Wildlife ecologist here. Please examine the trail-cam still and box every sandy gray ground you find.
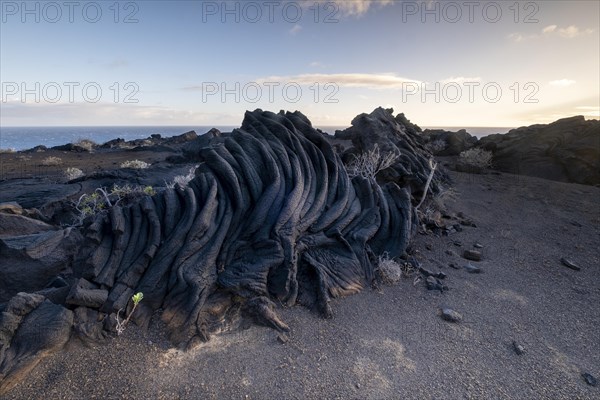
[5,169,600,399]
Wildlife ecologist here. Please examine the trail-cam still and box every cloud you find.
[509,24,594,42]
[309,61,324,68]
[549,79,576,87]
[507,33,525,42]
[256,73,422,89]
[289,24,302,35]
[440,76,482,85]
[557,25,594,38]
[333,0,393,17]
[575,106,600,117]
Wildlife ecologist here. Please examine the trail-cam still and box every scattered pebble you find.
[453,224,463,232]
[453,241,462,247]
[582,372,597,386]
[464,263,482,274]
[445,249,457,256]
[560,257,581,271]
[449,263,460,270]
[426,244,433,250]
[440,308,462,323]
[419,267,446,280]
[426,276,446,292]
[512,341,525,355]
[277,334,289,344]
[463,250,482,261]
[571,221,583,227]
[474,243,484,249]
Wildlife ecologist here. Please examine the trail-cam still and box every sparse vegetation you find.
[74,138,96,152]
[115,292,144,335]
[64,167,84,181]
[459,148,493,169]
[376,253,418,285]
[0,148,16,154]
[415,158,438,210]
[120,159,150,169]
[73,184,156,225]
[427,139,447,153]
[41,156,63,166]
[376,253,403,285]
[346,144,400,179]
[166,165,198,189]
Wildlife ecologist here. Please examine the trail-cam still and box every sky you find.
[1,0,599,127]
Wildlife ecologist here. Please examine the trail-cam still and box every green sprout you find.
[132,292,144,305]
[115,291,144,336]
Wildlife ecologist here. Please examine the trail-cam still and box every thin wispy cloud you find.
[556,25,594,38]
[440,76,482,85]
[549,79,576,87]
[256,73,422,89]
[333,0,393,17]
[575,106,599,117]
[509,24,595,42]
[291,0,393,18]
[289,24,302,35]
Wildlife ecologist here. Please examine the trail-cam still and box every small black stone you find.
[560,257,581,271]
[512,341,525,355]
[426,276,447,292]
[463,250,482,261]
[441,308,462,322]
[464,263,482,274]
[277,334,289,344]
[582,372,597,386]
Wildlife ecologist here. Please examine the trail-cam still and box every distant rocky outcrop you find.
[335,107,446,196]
[478,116,600,185]
[422,129,478,156]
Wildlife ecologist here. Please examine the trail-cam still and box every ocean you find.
[0,126,513,151]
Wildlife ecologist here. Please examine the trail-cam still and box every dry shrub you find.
[41,156,63,166]
[347,144,400,179]
[120,160,149,169]
[64,167,84,180]
[74,139,96,152]
[458,148,493,169]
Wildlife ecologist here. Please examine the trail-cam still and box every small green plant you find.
[64,167,84,181]
[143,186,156,196]
[120,159,150,169]
[115,292,144,335]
